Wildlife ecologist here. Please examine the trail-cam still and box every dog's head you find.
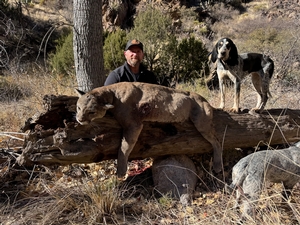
[211,38,238,66]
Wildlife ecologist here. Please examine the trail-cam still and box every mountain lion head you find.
[75,89,114,125]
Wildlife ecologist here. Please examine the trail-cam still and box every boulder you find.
[152,155,198,205]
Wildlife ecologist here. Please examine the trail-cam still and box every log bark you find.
[17,95,300,167]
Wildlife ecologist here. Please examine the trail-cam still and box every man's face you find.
[124,46,144,67]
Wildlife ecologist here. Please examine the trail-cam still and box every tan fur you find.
[76,82,223,178]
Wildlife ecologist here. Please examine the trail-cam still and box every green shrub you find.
[154,36,209,86]
[127,6,209,86]
[48,31,74,76]
[175,36,209,82]
[152,36,178,85]
[103,29,127,72]
[127,6,173,72]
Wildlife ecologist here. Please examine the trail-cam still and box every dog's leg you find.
[260,72,271,112]
[251,71,271,113]
[218,70,226,110]
[231,76,241,113]
[260,59,273,112]
[117,124,143,179]
[250,72,263,112]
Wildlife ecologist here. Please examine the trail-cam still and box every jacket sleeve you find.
[104,71,120,86]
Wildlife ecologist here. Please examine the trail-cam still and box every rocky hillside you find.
[2,0,300,75]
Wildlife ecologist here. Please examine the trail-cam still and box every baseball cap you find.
[125,39,144,51]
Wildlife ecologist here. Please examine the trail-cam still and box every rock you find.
[152,155,197,205]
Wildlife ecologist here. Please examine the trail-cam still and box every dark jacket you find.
[104,62,158,86]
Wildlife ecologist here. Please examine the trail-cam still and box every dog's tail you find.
[268,58,275,79]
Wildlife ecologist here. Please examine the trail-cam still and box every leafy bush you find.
[126,6,208,86]
[152,36,178,86]
[175,36,209,83]
[48,30,74,76]
[49,28,127,77]
[153,36,209,86]
[127,6,173,71]
[103,29,127,72]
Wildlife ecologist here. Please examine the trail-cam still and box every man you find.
[104,39,158,85]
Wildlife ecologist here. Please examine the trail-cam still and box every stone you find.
[152,155,197,205]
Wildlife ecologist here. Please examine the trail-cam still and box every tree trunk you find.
[17,94,300,167]
[73,0,105,92]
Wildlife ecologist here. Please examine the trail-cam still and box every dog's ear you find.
[227,40,239,66]
[210,42,219,63]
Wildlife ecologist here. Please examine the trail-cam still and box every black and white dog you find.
[211,38,274,113]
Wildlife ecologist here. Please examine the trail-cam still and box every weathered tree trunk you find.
[73,0,105,91]
[17,95,300,167]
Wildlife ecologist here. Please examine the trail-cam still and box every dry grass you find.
[0,70,76,151]
[2,161,300,224]
[1,0,300,223]
[0,69,76,129]
[1,67,300,224]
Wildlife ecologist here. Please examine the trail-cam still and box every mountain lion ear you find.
[75,89,86,97]
[104,104,114,109]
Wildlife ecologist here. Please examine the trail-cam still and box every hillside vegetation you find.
[0,0,300,224]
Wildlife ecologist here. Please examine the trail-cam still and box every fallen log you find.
[17,94,300,167]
